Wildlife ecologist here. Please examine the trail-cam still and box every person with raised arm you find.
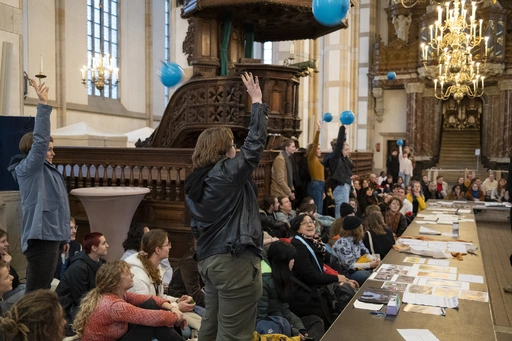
[7,80,70,292]
[184,72,268,341]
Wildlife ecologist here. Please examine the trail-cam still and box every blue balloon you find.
[312,0,350,27]
[340,110,355,125]
[323,112,333,122]
[397,139,404,146]
[387,71,396,81]
[160,62,184,87]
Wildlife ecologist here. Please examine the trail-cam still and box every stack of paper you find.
[419,226,441,235]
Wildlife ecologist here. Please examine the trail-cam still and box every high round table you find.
[70,187,150,260]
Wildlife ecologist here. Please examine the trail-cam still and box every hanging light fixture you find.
[80,0,119,91]
[397,0,496,9]
[420,0,489,101]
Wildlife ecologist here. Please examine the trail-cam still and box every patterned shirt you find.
[331,236,370,271]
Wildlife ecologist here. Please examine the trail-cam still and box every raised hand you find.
[241,72,262,104]
[30,78,49,105]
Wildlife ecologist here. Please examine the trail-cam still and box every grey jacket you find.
[7,104,70,252]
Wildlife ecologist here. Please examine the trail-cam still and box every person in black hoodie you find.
[386,149,400,183]
[56,232,108,325]
[184,72,267,341]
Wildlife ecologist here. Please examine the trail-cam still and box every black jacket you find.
[363,229,395,260]
[168,250,205,307]
[330,126,353,188]
[185,103,268,261]
[56,251,105,322]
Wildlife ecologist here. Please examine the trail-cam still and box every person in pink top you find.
[73,261,186,341]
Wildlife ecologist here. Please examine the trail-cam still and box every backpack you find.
[255,316,292,336]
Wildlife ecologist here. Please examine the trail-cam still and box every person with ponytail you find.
[124,229,201,336]
[0,290,66,341]
[257,241,325,341]
[73,261,185,341]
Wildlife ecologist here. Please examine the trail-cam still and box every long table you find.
[321,202,495,340]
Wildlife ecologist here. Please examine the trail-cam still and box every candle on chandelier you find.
[438,6,442,23]
[481,76,485,89]
[439,63,442,76]
[434,79,438,92]
[471,2,476,19]
[479,19,482,38]
[429,25,433,42]
[81,65,86,79]
[290,42,295,57]
[446,2,450,21]
[484,36,488,56]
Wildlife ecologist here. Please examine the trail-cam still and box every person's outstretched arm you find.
[15,80,52,177]
[223,72,268,183]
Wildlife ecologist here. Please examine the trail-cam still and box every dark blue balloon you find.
[397,139,404,146]
[323,112,333,122]
[313,0,350,27]
[387,71,396,81]
[160,62,184,87]
[340,110,355,125]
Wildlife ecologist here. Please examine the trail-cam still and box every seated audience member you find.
[331,216,380,286]
[168,241,205,309]
[289,215,357,327]
[396,176,405,188]
[491,178,509,202]
[463,173,473,192]
[393,185,413,215]
[300,201,335,232]
[121,223,173,287]
[381,175,394,193]
[384,196,408,237]
[55,217,83,280]
[406,181,426,215]
[465,182,486,201]
[378,193,392,214]
[125,229,200,334]
[349,197,361,217]
[275,196,296,225]
[435,175,448,198]
[425,181,442,201]
[447,184,466,200]
[0,229,24,306]
[323,187,336,217]
[328,203,355,246]
[363,212,395,260]
[257,241,325,340]
[377,171,387,187]
[420,175,429,194]
[0,290,66,341]
[456,176,465,190]
[56,232,108,324]
[0,260,13,314]
[260,195,289,238]
[358,187,379,217]
[482,173,498,198]
[352,179,363,199]
[73,261,185,341]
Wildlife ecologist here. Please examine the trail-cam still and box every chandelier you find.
[396,0,496,9]
[80,0,119,92]
[420,0,489,101]
[81,54,119,91]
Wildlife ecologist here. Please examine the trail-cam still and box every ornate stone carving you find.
[182,19,195,66]
[392,13,412,43]
[372,87,385,123]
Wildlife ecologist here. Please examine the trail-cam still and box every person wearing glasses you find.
[288,214,358,327]
[56,232,109,326]
[54,217,83,280]
[125,229,201,337]
[184,72,268,340]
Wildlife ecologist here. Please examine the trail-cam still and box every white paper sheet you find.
[403,257,426,264]
[441,232,457,237]
[457,209,472,214]
[403,288,459,308]
[419,226,442,235]
[416,277,470,290]
[458,274,484,284]
[397,329,440,341]
[353,299,383,310]
[427,259,450,266]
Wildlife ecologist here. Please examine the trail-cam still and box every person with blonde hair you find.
[363,212,395,260]
[73,261,185,341]
[125,229,200,336]
[184,72,267,340]
[0,290,66,341]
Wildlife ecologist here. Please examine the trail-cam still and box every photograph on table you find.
[382,281,408,293]
[432,287,460,298]
[459,290,489,302]
[407,284,434,295]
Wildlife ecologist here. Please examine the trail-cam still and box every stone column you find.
[405,82,424,154]
[498,79,512,157]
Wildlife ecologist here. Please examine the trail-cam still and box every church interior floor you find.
[475,210,512,341]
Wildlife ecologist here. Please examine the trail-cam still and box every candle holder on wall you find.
[35,72,47,85]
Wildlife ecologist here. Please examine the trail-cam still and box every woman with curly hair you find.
[0,290,66,341]
[73,261,185,341]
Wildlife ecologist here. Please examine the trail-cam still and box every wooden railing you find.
[53,146,373,261]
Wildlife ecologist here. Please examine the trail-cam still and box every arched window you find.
[87,0,119,98]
